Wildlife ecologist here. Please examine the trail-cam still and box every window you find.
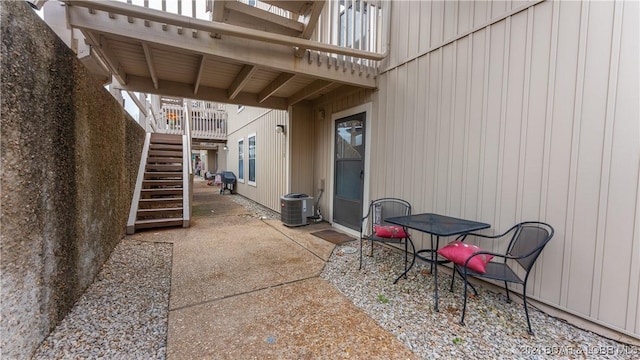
[248,0,256,6]
[238,139,244,182]
[338,0,368,50]
[248,134,256,186]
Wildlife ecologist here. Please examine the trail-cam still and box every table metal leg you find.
[432,234,440,312]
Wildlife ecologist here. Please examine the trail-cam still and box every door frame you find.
[329,103,372,236]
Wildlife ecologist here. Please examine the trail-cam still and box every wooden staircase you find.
[127,133,190,234]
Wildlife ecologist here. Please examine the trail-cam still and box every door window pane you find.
[335,159,362,200]
[336,120,364,159]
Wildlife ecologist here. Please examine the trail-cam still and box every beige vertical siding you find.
[311,0,639,339]
[289,106,315,197]
[226,108,288,212]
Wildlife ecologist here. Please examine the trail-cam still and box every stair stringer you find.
[127,132,152,234]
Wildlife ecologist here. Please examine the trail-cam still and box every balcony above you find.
[59,0,387,110]
[148,97,228,144]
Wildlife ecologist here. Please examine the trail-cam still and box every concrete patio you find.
[127,179,416,359]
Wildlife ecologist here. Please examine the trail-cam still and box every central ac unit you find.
[280,193,314,227]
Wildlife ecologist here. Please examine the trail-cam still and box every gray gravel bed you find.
[228,194,280,220]
[321,242,640,359]
[32,240,172,360]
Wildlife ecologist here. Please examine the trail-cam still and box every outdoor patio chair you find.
[449,221,554,335]
[359,198,415,284]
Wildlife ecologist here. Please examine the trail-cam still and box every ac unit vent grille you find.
[280,196,313,227]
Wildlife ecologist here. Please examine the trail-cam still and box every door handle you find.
[360,170,364,179]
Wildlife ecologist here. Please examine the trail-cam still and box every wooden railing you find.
[313,0,387,66]
[118,0,388,69]
[148,98,227,141]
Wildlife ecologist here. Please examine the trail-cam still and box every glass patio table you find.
[385,213,490,312]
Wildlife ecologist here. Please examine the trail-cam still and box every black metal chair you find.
[450,221,554,335]
[359,198,415,284]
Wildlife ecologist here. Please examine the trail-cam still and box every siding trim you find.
[446,42,458,214]
[461,33,473,218]
[634,166,640,334]
[536,1,564,294]
[593,0,624,319]
[381,0,546,75]
[433,49,443,211]
[540,0,560,295]
[562,0,590,310]
[477,27,491,219]
[517,8,534,224]
[495,17,512,231]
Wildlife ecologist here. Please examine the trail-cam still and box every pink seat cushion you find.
[437,241,494,274]
[373,225,408,239]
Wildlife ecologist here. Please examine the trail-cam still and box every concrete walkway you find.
[131,180,416,359]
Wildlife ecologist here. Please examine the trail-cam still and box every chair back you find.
[506,222,554,271]
[363,198,411,233]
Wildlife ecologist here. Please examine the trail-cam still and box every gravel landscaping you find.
[321,242,640,359]
[32,240,172,360]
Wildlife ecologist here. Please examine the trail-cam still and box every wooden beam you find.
[294,1,326,57]
[227,65,257,100]
[210,0,225,38]
[86,32,127,85]
[193,55,207,95]
[123,75,288,110]
[67,9,377,88]
[142,43,158,89]
[287,79,332,106]
[258,72,295,103]
[212,0,225,22]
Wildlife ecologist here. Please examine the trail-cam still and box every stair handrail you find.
[182,101,193,228]
[127,132,151,234]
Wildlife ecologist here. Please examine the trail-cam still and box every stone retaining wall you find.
[1,2,145,358]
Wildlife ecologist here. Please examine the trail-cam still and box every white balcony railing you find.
[241,0,387,67]
[119,0,388,68]
[149,97,227,141]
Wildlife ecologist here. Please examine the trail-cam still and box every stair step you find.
[146,164,182,171]
[139,197,183,204]
[141,188,183,197]
[137,207,183,219]
[150,143,182,151]
[137,207,183,213]
[148,150,183,157]
[135,218,184,229]
[143,180,183,187]
[151,134,182,145]
[144,172,183,180]
[147,157,183,164]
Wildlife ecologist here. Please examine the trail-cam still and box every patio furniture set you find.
[359,198,554,335]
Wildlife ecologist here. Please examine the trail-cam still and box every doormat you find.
[311,229,356,245]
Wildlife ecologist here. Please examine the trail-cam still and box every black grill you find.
[220,171,236,194]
